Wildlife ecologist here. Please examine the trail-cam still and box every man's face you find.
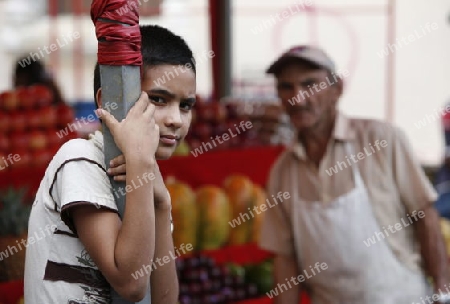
[141,64,196,160]
[276,62,342,133]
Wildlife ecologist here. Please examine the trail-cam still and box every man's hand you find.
[415,205,450,294]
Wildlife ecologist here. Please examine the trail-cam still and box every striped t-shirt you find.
[25,131,118,303]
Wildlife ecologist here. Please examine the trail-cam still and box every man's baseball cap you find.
[266,45,336,75]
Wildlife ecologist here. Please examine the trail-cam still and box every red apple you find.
[56,104,75,127]
[10,132,30,151]
[9,112,27,132]
[27,110,42,129]
[191,122,212,141]
[46,128,64,148]
[0,151,9,172]
[31,149,53,168]
[7,149,31,170]
[29,130,48,150]
[212,123,228,138]
[211,102,227,123]
[17,86,35,109]
[195,103,215,122]
[40,106,57,129]
[0,134,9,152]
[225,103,239,119]
[30,85,53,108]
[0,112,10,133]
[0,90,19,111]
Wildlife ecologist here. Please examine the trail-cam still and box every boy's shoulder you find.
[53,131,105,169]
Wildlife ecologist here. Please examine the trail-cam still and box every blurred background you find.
[0,1,450,303]
[0,0,449,163]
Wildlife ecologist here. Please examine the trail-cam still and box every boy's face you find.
[141,64,196,160]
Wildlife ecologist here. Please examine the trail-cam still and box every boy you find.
[24,24,196,303]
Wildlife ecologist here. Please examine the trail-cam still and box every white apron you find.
[286,143,432,304]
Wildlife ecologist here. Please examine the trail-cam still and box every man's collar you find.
[291,111,355,160]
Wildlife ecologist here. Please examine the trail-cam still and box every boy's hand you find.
[96,92,159,164]
[108,155,126,182]
[107,155,170,210]
[153,163,171,210]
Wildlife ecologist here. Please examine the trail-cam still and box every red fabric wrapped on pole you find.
[91,0,142,66]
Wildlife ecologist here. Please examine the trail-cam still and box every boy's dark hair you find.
[93,24,196,102]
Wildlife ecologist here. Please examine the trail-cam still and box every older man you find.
[259,46,450,304]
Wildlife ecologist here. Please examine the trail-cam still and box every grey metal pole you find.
[218,0,232,99]
[100,66,152,304]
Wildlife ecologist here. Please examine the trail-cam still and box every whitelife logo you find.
[0,224,57,261]
[363,210,425,247]
[287,69,349,106]
[250,0,313,35]
[228,191,290,228]
[131,243,193,280]
[190,121,253,157]
[266,262,328,299]
[377,22,439,58]
[325,140,388,177]
[18,32,81,68]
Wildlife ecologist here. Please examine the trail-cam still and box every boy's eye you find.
[149,96,165,104]
[180,102,193,111]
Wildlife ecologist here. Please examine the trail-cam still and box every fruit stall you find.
[0,84,310,303]
[2,88,450,304]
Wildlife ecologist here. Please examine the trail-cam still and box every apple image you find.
[211,102,227,123]
[9,112,27,132]
[191,122,212,141]
[0,151,7,172]
[29,130,48,151]
[31,148,53,168]
[9,149,31,170]
[195,102,214,122]
[225,103,239,119]
[10,132,29,151]
[27,110,42,130]
[0,112,10,133]
[17,86,35,109]
[212,123,227,138]
[40,106,57,129]
[56,104,75,128]
[30,85,53,108]
[46,128,64,148]
[0,90,19,111]
[0,134,9,152]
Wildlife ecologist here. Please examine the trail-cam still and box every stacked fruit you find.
[0,86,76,171]
[184,98,292,154]
[167,175,267,252]
[177,254,260,304]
